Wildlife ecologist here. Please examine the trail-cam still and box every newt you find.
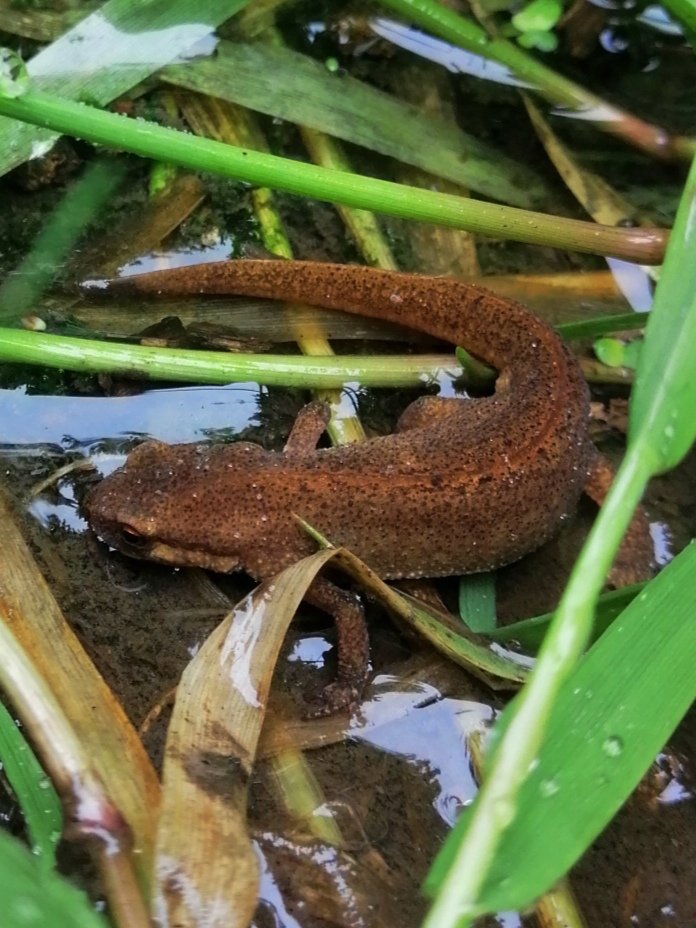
[84,260,650,712]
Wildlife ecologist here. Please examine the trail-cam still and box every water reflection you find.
[30,14,217,79]
[605,259,654,312]
[349,680,494,826]
[0,383,260,452]
[370,18,533,88]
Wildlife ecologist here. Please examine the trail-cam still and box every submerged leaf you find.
[163,39,549,208]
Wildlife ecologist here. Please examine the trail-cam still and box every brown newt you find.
[83,260,647,712]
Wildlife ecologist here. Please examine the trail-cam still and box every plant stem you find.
[0,89,667,263]
[0,328,460,388]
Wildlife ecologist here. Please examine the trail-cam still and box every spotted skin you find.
[85,260,594,712]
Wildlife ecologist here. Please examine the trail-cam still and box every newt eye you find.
[119,525,149,549]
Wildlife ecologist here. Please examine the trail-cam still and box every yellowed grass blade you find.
[522,94,651,228]
[0,486,159,908]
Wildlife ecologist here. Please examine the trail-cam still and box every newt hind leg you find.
[585,451,654,588]
[283,400,331,455]
[303,576,370,717]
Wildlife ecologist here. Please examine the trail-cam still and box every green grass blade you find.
[628,160,696,470]
[163,40,548,208]
[556,312,647,340]
[0,701,62,869]
[0,829,107,927]
[451,540,695,911]
[0,0,251,177]
[458,574,497,633]
[487,582,645,651]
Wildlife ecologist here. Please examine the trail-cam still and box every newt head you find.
[84,438,274,573]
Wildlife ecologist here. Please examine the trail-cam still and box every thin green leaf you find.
[458,574,497,633]
[0,702,62,869]
[628,160,696,470]
[487,582,645,651]
[420,157,696,928]
[0,829,107,928]
[556,312,647,340]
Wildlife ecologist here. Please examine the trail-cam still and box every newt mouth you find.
[146,542,241,574]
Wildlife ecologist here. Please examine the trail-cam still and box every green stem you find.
[378,0,696,161]
[0,328,459,388]
[0,89,667,264]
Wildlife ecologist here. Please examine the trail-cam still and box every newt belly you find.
[84,260,594,712]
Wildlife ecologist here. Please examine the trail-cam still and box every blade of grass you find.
[0,85,668,263]
[0,830,108,928]
[556,313,647,339]
[375,0,696,161]
[0,0,252,177]
[0,700,62,869]
[437,539,696,912]
[163,39,549,208]
[458,574,497,633]
[487,582,645,651]
[420,153,696,927]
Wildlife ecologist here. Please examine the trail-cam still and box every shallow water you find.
[1,3,695,927]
